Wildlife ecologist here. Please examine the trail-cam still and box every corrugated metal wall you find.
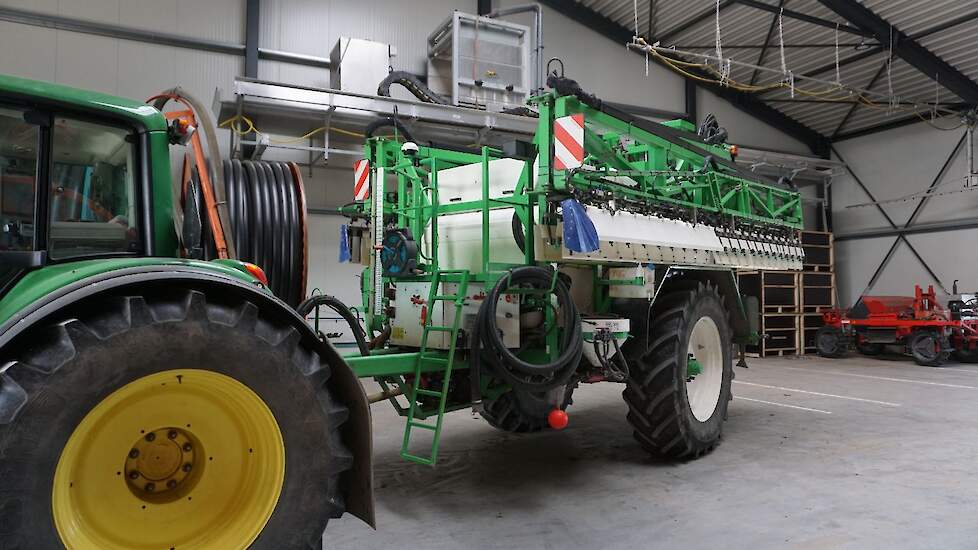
[832,120,977,306]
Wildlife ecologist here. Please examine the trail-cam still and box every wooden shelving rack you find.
[738,230,836,357]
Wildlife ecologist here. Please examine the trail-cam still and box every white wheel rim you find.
[686,316,724,422]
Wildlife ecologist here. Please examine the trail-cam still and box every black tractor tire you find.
[622,281,733,460]
[909,330,950,367]
[816,326,847,358]
[480,385,575,433]
[856,341,884,356]
[0,287,352,549]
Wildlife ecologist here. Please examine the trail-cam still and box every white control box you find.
[390,281,520,350]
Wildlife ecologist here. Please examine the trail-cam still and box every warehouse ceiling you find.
[545,0,978,149]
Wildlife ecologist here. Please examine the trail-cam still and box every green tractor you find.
[0,75,373,548]
[0,71,804,549]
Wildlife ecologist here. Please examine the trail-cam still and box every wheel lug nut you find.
[128,449,139,459]
[145,483,155,492]
[167,480,178,489]
[182,443,192,452]
[145,432,156,442]
[167,430,178,440]
[128,470,140,479]
[182,463,192,473]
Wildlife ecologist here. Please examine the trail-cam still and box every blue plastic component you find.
[338,224,351,263]
[561,198,600,253]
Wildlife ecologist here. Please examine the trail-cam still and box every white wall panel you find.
[58,0,119,23]
[0,21,57,80]
[698,89,809,154]
[54,31,118,94]
[306,213,366,307]
[0,0,57,15]
[832,117,978,306]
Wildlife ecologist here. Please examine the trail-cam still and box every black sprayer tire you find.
[623,281,733,459]
[816,326,847,358]
[480,386,575,433]
[909,330,950,367]
[0,287,352,549]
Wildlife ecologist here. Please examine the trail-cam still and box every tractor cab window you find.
[49,117,139,260]
[0,107,39,290]
[0,107,38,254]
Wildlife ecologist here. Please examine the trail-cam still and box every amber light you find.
[243,262,269,286]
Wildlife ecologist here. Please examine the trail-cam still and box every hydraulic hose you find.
[473,266,582,392]
[152,87,237,259]
[364,117,415,143]
[377,71,449,105]
[297,294,369,356]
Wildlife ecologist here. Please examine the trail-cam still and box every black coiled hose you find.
[296,294,369,356]
[194,159,308,307]
[473,266,583,392]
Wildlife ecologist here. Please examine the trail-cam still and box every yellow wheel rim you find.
[52,370,285,550]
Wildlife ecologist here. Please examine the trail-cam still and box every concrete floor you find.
[328,353,978,549]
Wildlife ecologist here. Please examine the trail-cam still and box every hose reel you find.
[190,159,308,307]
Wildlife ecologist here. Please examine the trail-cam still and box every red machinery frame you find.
[819,285,978,366]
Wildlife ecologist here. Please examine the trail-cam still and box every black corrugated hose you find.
[472,266,583,392]
[296,294,370,356]
[376,71,449,105]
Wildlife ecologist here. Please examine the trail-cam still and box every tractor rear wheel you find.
[909,330,950,367]
[0,288,352,549]
[623,282,732,459]
[816,326,847,358]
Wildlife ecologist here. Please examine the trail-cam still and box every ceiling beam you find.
[817,0,978,104]
[536,0,829,156]
[732,0,873,37]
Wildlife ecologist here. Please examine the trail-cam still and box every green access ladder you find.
[400,269,471,465]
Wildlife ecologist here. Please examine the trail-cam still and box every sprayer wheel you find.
[622,281,732,459]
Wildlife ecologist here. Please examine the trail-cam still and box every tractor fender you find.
[0,265,375,529]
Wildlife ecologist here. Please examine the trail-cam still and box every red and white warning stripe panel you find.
[553,114,585,170]
[353,159,370,201]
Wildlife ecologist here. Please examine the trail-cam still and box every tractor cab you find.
[0,83,164,294]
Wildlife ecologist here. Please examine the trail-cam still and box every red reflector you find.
[547,409,569,430]
[243,262,269,286]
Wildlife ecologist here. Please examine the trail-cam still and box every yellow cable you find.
[218,114,374,144]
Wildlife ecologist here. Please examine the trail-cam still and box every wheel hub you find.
[126,428,196,497]
[52,369,286,550]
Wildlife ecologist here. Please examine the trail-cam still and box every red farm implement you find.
[815,285,978,367]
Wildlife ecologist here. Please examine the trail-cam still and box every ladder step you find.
[424,326,454,332]
[400,453,435,465]
[432,294,463,301]
[415,388,443,398]
[409,421,438,431]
